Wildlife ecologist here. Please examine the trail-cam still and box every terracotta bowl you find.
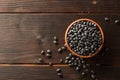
[65,18,104,58]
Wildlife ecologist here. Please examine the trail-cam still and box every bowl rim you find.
[65,18,104,58]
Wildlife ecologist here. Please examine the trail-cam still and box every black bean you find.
[81,71,85,76]
[36,60,41,63]
[74,62,78,66]
[64,44,67,47]
[57,73,63,78]
[76,57,80,61]
[91,74,96,79]
[61,46,66,51]
[75,66,80,71]
[36,35,41,40]
[53,40,58,45]
[53,36,58,41]
[71,57,75,61]
[46,53,52,58]
[69,53,73,57]
[58,48,62,53]
[86,64,90,67]
[46,49,52,54]
[68,63,73,67]
[115,20,119,24]
[104,17,110,21]
[40,50,45,55]
[65,57,70,60]
[78,64,82,67]
[68,60,72,64]
[64,60,68,64]
[60,59,64,63]
[37,58,43,63]
[81,60,85,64]
[82,64,86,69]
[90,70,95,74]
[56,68,61,73]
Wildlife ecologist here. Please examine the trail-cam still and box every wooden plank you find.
[92,66,120,80]
[0,66,80,80]
[0,0,119,13]
[0,65,119,80]
[0,14,119,65]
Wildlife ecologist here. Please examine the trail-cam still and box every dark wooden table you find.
[0,0,119,80]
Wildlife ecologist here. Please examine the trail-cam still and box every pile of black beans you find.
[37,35,99,79]
[67,20,102,56]
[65,53,98,80]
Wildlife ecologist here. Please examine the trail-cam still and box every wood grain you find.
[0,0,118,80]
[0,0,119,13]
[0,14,119,66]
[0,66,80,80]
[0,65,119,80]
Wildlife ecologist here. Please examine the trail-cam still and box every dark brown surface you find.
[0,0,119,13]
[0,0,119,80]
[0,14,119,66]
[0,65,119,80]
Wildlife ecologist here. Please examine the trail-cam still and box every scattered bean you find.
[58,48,62,53]
[56,68,61,73]
[61,46,66,51]
[53,36,58,41]
[57,73,63,78]
[46,53,52,58]
[53,40,58,45]
[91,74,96,79]
[46,49,52,54]
[60,59,64,63]
[41,50,45,55]
[115,19,119,24]
[104,17,110,22]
